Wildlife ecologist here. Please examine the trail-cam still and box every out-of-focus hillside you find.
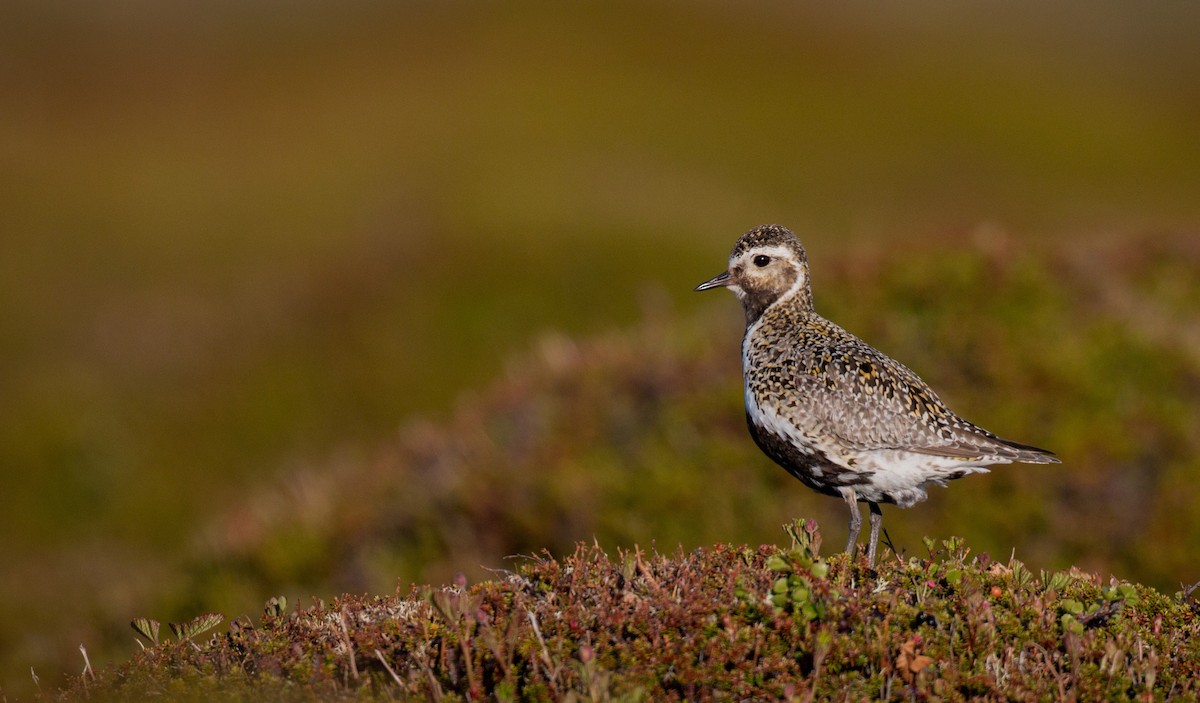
[2,0,1199,696]
[173,230,1200,602]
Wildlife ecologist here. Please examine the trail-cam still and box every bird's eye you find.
[753,254,771,267]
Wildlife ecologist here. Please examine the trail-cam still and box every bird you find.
[695,224,1058,566]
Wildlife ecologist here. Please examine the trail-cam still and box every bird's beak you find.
[694,270,732,292]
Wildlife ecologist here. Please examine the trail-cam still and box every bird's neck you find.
[741,285,814,329]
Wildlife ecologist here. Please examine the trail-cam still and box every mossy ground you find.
[61,522,1200,702]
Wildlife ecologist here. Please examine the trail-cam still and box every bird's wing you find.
[777,323,1056,464]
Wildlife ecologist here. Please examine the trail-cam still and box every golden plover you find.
[696,224,1058,566]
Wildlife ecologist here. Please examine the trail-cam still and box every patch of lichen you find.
[61,522,1199,702]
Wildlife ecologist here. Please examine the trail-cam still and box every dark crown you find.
[731,224,808,263]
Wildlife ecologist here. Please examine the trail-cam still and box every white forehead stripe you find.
[730,245,797,266]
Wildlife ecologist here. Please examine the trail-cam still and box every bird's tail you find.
[993,436,1060,464]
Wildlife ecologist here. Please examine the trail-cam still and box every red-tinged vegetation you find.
[22,231,1200,699]
[61,522,1200,702]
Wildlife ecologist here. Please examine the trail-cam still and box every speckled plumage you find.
[696,224,1058,565]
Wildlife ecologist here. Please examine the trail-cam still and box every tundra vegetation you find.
[63,522,1200,701]
[55,233,1200,700]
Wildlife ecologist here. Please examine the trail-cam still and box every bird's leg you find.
[840,487,861,558]
[866,502,883,567]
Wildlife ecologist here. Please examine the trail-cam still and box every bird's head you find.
[695,224,813,324]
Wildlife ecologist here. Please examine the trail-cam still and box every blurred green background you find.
[3,0,1199,696]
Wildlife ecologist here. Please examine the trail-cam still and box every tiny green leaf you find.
[264,596,289,619]
[130,618,160,645]
[170,613,224,641]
